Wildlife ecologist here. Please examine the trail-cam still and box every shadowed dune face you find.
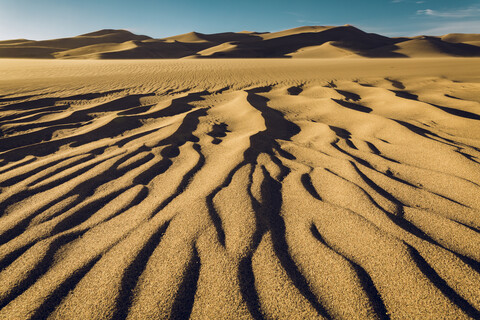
[1,26,480,59]
[0,59,480,319]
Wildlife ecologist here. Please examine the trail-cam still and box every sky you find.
[0,0,479,40]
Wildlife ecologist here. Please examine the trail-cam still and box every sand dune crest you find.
[1,26,479,59]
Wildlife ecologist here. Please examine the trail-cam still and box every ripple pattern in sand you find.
[1,77,480,319]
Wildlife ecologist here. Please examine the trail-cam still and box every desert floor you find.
[0,58,479,319]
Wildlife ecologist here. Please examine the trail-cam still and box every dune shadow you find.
[407,245,480,319]
[111,221,170,320]
[170,246,201,320]
[391,88,480,121]
[335,89,361,101]
[310,224,390,320]
[332,98,372,113]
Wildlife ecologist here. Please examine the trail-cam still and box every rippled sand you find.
[0,58,479,319]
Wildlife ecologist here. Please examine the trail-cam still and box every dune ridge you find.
[0,58,479,319]
[1,26,480,59]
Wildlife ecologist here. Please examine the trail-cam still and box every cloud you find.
[416,20,480,35]
[417,5,480,18]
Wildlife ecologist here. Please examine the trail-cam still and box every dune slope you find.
[1,26,479,59]
[0,58,479,319]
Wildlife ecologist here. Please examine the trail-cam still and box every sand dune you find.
[287,42,362,59]
[369,36,480,58]
[441,33,480,44]
[0,58,479,319]
[1,26,479,59]
[0,30,150,59]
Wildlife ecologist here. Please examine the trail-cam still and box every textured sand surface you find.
[0,58,479,319]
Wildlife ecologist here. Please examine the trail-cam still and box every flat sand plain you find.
[0,58,479,319]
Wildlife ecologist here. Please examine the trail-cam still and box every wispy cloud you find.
[417,5,480,18]
[416,20,480,35]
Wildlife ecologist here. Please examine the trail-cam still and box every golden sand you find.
[1,27,479,59]
[0,58,479,319]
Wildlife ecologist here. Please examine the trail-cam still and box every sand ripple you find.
[0,60,480,319]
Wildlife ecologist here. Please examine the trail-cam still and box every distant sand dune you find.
[1,26,479,59]
[0,58,479,319]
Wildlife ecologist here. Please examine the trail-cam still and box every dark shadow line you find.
[0,156,75,188]
[0,231,84,310]
[170,245,201,320]
[27,154,96,187]
[260,167,332,319]
[237,165,266,320]
[300,173,322,201]
[335,89,361,102]
[238,255,265,320]
[205,162,246,247]
[29,256,101,320]
[407,245,480,319]
[311,224,390,320]
[385,78,405,90]
[0,157,37,175]
[332,98,372,113]
[391,88,480,121]
[49,188,129,235]
[112,221,170,320]
[149,143,206,222]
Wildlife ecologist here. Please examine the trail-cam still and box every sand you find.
[1,26,479,59]
[0,58,479,319]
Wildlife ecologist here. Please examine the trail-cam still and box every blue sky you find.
[0,0,479,40]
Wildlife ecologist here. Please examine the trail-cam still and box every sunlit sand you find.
[0,56,479,319]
